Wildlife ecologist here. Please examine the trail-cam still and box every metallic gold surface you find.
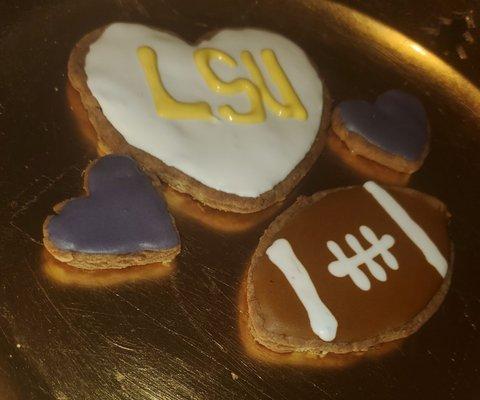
[0,0,479,399]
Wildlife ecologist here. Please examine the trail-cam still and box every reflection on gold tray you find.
[236,272,403,369]
[325,132,411,186]
[1,0,480,399]
[163,186,283,233]
[42,250,176,288]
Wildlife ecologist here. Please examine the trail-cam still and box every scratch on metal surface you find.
[7,166,81,244]
[300,378,334,400]
[62,307,129,319]
[199,268,238,308]
[24,257,85,343]
[193,21,209,28]
[174,294,206,336]
[172,277,236,349]
[8,222,42,245]
[157,0,182,17]
[105,338,136,352]
[107,291,200,342]
[174,295,230,357]
[173,283,289,400]
[106,290,234,372]
[115,0,150,17]
[7,166,79,218]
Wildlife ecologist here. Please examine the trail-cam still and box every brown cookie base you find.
[247,186,452,356]
[331,107,429,174]
[43,159,181,270]
[41,249,176,286]
[67,25,331,214]
[326,131,411,187]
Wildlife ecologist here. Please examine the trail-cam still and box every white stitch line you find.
[363,181,447,278]
[266,238,338,341]
[327,225,398,291]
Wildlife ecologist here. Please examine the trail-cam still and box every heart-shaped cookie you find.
[332,90,429,173]
[43,155,180,269]
[247,181,451,355]
[68,23,330,213]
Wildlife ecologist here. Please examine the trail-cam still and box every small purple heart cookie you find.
[43,155,180,269]
[332,90,429,173]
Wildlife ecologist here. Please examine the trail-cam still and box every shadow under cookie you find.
[162,185,286,234]
[326,132,411,186]
[237,270,403,369]
[41,250,176,288]
[68,80,290,233]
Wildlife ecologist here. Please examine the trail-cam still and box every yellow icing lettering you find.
[241,49,307,120]
[194,48,265,123]
[138,46,306,124]
[137,46,213,120]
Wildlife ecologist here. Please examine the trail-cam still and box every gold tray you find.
[1,1,479,399]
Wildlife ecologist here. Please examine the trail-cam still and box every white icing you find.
[327,225,398,291]
[266,238,338,342]
[85,23,324,198]
[363,181,448,278]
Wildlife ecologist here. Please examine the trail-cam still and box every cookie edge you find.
[331,107,430,173]
[67,23,332,213]
[247,185,453,355]
[43,157,181,270]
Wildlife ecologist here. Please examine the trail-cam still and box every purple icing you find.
[47,155,179,254]
[338,90,428,161]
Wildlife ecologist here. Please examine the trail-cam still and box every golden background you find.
[0,0,479,399]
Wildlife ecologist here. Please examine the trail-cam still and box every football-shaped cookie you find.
[247,181,452,355]
[43,155,180,269]
[68,22,330,213]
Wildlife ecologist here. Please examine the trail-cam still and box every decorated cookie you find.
[326,133,411,187]
[43,155,180,269]
[332,90,429,173]
[42,250,175,287]
[247,181,452,355]
[68,22,330,213]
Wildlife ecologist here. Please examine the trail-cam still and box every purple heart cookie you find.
[332,90,429,173]
[43,155,180,269]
